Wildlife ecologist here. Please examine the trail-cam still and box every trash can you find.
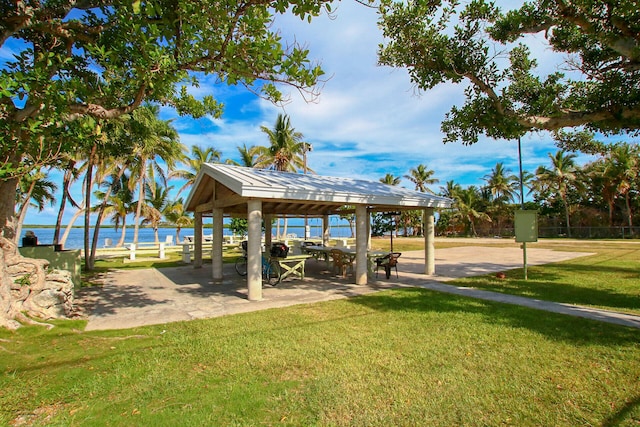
[22,231,38,247]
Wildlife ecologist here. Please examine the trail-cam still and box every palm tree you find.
[439,180,462,199]
[404,164,439,194]
[97,172,134,247]
[228,143,260,167]
[604,143,639,229]
[585,159,619,227]
[164,198,193,244]
[80,112,147,269]
[142,180,173,244]
[255,114,310,172]
[402,164,439,235]
[533,151,579,237]
[53,153,83,245]
[88,160,129,267]
[255,114,310,238]
[379,174,401,236]
[482,162,519,234]
[380,173,401,185]
[170,144,221,196]
[15,169,57,243]
[483,162,519,204]
[130,105,184,244]
[451,186,492,236]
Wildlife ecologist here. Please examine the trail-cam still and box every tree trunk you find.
[117,221,127,247]
[60,208,85,246]
[468,215,477,237]
[562,192,572,238]
[1,178,74,329]
[133,164,146,244]
[608,200,615,228]
[89,166,126,269]
[14,178,37,245]
[624,192,633,228]
[564,204,572,237]
[54,166,76,245]
[54,187,68,245]
[0,177,19,328]
[84,144,97,270]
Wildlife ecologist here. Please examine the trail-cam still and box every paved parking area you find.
[79,244,633,331]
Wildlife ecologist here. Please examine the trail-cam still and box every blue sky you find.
[10,2,609,225]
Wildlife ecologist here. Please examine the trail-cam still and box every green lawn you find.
[444,240,640,316]
[4,239,637,426]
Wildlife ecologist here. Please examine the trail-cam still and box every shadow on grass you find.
[601,394,640,427]
[547,261,640,278]
[346,287,640,346]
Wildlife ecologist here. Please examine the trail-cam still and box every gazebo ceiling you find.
[185,164,453,217]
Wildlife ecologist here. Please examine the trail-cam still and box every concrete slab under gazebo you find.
[184,164,453,301]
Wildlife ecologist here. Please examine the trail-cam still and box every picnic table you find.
[302,245,332,264]
[273,254,312,280]
[303,245,388,274]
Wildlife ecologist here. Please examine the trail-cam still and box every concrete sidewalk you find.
[80,245,640,331]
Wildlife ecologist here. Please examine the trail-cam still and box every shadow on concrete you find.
[83,246,639,332]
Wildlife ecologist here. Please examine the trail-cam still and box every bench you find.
[273,254,311,281]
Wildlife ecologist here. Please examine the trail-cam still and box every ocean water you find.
[20,223,353,250]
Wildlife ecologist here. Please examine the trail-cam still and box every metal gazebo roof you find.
[185,164,452,216]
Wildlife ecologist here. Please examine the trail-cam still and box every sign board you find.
[514,210,538,242]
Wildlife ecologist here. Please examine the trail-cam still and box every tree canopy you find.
[378,0,640,146]
[0,0,333,328]
[0,0,332,239]
[0,0,330,175]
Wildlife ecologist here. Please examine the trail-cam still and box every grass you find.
[1,289,639,426]
[84,247,243,281]
[22,237,633,425]
[443,240,640,316]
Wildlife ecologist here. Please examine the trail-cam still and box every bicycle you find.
[235,245,281,286]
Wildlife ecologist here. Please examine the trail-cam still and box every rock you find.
[34,269,75,319]
[1,237,75,327]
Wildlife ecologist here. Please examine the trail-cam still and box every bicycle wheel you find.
[265,260,281,286]
[235,256,247,276]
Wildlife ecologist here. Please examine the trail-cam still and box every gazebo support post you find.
[264,214,273,249]
[424,208,435,275]
[212,207,224,282]
[366,209,372,250]
[194,212,203,268]
[322,215,330,246]
[355,205,368,285]
[247,200,263,301]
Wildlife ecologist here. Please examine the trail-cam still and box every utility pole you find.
[518,136,528,280]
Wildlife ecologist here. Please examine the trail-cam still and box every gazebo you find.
[185,164,452,300]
